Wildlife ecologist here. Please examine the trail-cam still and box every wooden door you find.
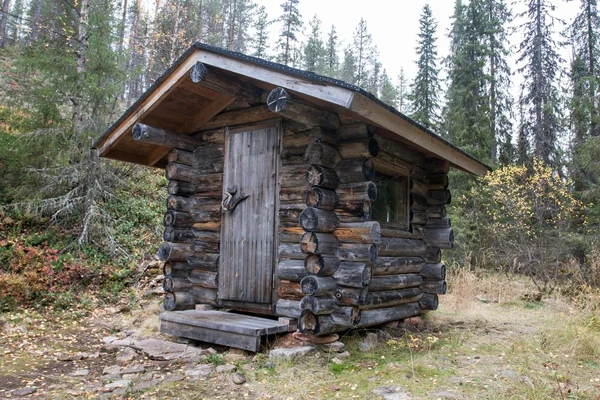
[219,123,280,306]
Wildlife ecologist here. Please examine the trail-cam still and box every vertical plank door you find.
[219,123,280,305]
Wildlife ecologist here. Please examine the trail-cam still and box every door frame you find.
[217,119,282,314]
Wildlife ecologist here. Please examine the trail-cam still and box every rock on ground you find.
[232,373,246,385]
[269,346,317,361]
[130,339,208,361]
[372,385,411,400]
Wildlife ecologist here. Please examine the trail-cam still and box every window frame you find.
[371,168,411,231]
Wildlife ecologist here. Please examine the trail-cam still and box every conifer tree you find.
[324,25,339,77]
[224,0,256,53]
[340,46,356,84]
[304,15,325,73]
[410,4,441,130]
[396,68,410,114]
[252,6,271,58]
[379,69,399,108]
[0,0,12,47]
[516,0,564,166]
[276,0,302,65]
[352,18,374,87]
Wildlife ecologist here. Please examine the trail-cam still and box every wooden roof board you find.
[94,43,490,176]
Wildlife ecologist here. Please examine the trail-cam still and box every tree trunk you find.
[0,0,12,48]
[29,0,41,41]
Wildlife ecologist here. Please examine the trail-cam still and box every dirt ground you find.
[1,270,599,399]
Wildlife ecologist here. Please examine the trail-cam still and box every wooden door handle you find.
[222,186,249,213]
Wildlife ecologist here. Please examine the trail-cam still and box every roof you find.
[93,42,490,176]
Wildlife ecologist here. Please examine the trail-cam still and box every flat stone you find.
[269,346,317,361]
[372,385,411,400]
[387,362,402,369]
[223,353,247,363]
[139,372,155,382]
[330,357,344,364]
[111,338,136,347]
[122,373,138,380]
[100,374,123,382]
[337,351,351,359]
[10,387,37,396]
[130,339,209,361]
[216,364,237,374]
[120,364,145,375]
[185,364,214,378]
[500,369,520,379]
[100,344,119,353]
[232,373,246,385]
[104,379,133,391]
[162,374,185,383]
[117,347,137,363]
[323,341,345,353]
[360,332,379,352]
[102,336,119,344]
[429,389,462,399]
[103,365,121,375]
[71,369,90,377]
[134,380,162,392]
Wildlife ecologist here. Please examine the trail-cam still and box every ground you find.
[1,269,599,399]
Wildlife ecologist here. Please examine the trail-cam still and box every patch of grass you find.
[207,353,224,366]
[523,301,544,310]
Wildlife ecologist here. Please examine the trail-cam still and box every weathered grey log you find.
[411,224,425,240]
[305,254,340,276]
[304,141,342,167]
[424,158,449,174]
[426,218,451,229]
[279,226,305,243]
[427,205,447,219]
[300,276,337,296]
[337,182,377,203]
[334,287,368,306]
[423,248,442,263]
[424,228,454,249]
[307,165,340,189]
[355,302,421,328]
[334,201,371,223]
[299,207,339,233]
[410,179,428,197]
[379,225,414,239]
[374,153,426,181]
[275,299,302,318]
[163,292,195,311]
[190,61,262,103]
[330,306,361,327]
[371,257,424,275]
[410,194,428,212]
[360,288,423,310]
[369,274,423,291]
[168,148,195,166]
[278,260,309,281]
[187,270,218,288]
[378,237,427,257]
[202,105,275,131]
[332,262,372,288]
[193,128,226,144]
[167,178,222,197]
[411,211,427,225]
[163,227,196,242]
[419,293,439,310]
[306,187,339,210]
[336,158,375,183]
[301,232,340,255]
[336,243,378,262]
[376,137,426,166]
[280,208,304,224]
[163,277,193,292]
[298,310,339,335]
[191,144,225,162]
[337,138,379,159]
[281,146,308,164]
[283,126,336,148]
[166,162,196,182]
[190,230,221,242]
[280,164,311,188]
[167,195,219,212]
[421,279,447,294]
[333,221,380,244]
[158,242,219,262]
[277,281,303,300]
[132,123,201,151]
[420,263,446,280]
[300,296,339,315]
[427,189,452,205]
[267,87,341,130]
[164,209,220,227]
[175,254,220,271]
[278,243,306,259]
[426,173,449,189]
[280,186,310,203]
[190,220,221,232]
[336,122,375,140]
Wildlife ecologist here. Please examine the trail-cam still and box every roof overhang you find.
[94,43,490,176]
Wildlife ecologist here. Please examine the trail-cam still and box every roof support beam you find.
[267,87,341,131]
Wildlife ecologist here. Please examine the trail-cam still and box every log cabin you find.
[93,43,490,352]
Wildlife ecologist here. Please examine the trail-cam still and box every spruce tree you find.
[516,0,564,166]
[304,15,325,73]
[224,0,256,53]
[396,68,410,114]
[352,18,374,88]
[324,25,339,77]
[252,5,271,58]
[340,46,356,84]
[379,69,399,108]
[410,4,441,130]
[276,0,302,66]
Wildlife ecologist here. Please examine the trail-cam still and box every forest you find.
[0,0,599,310]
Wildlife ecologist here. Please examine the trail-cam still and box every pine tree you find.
[366,59,381,95]
[516,0,564,166]
[352,18,374,88]
[396,68,410,114]
[28,0,41,42]
[8,0,24,44]
[486,0,514,164]
[304,15,325,73]
[409,4,441,130]
[324,25,339,77]
[340,46,356,84]
[0,0,12,47]
[444,0,492,162]
[252,5,271,58]
[224,0,256,53]
[276,0,302,65]
[379,69,398,108]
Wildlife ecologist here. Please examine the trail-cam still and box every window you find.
[371,174,409,230]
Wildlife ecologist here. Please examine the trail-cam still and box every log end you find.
[298,309,318,334]
[267,87,289,113]
[158,242,172,261]
[132,123,145,140]
[190,61,208,83]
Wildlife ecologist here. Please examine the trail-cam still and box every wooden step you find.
[160,310,290,352]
